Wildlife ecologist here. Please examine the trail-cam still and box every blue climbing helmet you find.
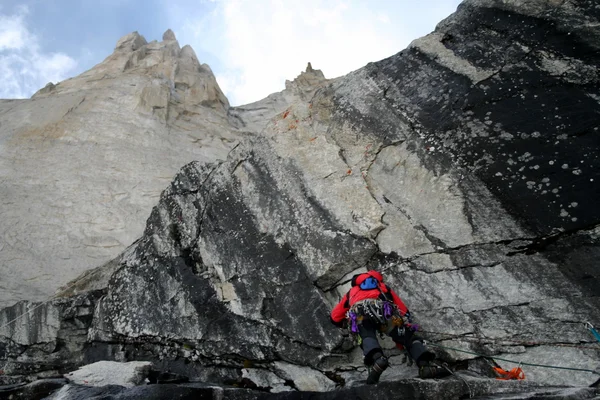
[359,276,379,290]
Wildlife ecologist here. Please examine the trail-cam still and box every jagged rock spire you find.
[283,62,326,95]
[115,31,147,52]
[163,29,176,41]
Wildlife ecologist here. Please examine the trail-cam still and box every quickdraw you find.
[383,301,393,319]
[586,322,600,344]
[405,322,420,332]
[349,311,359,334]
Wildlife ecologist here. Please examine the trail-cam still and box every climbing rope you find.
[0,301,55,332]
[427,343,600,375]
[439,362,474,398]
[0,277,91,333]
[420,329,600,351]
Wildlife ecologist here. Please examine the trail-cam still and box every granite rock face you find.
[228,62,329,134]
[1,0,600,398]
[0,30,238,308]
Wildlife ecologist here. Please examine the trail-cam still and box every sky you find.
[0,0,462,106]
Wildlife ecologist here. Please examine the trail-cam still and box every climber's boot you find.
[366,354,389,384]
[418,361,452,379]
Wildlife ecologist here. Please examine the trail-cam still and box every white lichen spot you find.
[495,172,503,177]
[572,217,578,222]
[572,169,582,175]
[549,161,554,165]
[552,188,559,193]
[562,164,569,169]
[560,209,569,217]
[570,202,578,208]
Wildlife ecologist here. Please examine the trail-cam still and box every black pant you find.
[359,319,432,366]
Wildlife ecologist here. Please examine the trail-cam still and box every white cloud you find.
[174,0,461,106]
[0,7,77,99]
[0,1,462,103]
[215,0,399,105]
[0,7,29,51]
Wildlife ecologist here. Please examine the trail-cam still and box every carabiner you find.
[586,321,600,344]
[585,321,594,330]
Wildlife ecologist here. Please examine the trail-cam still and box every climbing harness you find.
[345,299,411,346]
[344,297,422,350]
[586,322,600,344]
[347,299,402,328]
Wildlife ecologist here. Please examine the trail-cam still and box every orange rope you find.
[493,366,526,380]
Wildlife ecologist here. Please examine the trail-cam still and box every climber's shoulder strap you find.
[377,283,393,302]
[341,291,351,309]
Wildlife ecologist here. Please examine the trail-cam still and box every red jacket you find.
[330,270,409,325]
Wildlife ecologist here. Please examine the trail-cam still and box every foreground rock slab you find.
[36,379,600,400]
[64,361,152,388]
[0,379,67,400]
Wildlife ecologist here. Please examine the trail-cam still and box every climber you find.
[330,270,448,384]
